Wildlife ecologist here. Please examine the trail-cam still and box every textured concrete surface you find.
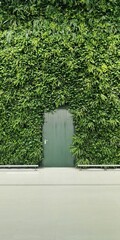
[0,168,120,240]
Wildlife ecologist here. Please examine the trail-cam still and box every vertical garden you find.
[0,0,120,165]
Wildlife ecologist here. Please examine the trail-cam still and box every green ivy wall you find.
[0,0,120,165]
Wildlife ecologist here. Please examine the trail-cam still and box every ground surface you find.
[0,168,120,240]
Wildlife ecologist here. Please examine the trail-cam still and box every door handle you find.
[44,139,48,144]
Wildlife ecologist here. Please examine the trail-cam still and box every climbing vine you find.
[0,0,120,165]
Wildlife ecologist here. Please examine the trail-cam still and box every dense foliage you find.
[0,0,120,165]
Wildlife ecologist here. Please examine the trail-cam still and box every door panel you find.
[43,109,74,167]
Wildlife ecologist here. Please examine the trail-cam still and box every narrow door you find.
[43,109,74,167]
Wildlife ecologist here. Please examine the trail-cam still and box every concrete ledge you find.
[0,165,39,169]
[77,164,120,169]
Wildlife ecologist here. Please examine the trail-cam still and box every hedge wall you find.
[0,0,120,165]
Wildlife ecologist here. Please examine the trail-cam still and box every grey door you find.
[43,109,74,167]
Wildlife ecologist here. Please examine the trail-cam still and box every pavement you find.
[0,168,120,240]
